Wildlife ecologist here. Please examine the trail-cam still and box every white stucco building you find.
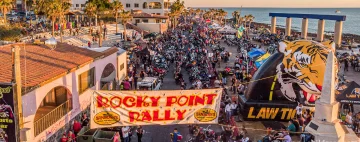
[0,42,127,141]
[71,0,172,16]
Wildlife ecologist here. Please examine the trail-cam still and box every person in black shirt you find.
[136,126,143,142]
[81,113,90,127]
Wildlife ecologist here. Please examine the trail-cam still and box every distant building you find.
[71,0,172,16]
[0,43,127,141]
[131,11,169,33]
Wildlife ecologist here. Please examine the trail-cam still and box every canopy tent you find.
[336,81,360,104]
[248,48,266,59]
[218,26,237,34]
[255,52,271,68]
[209,23,221,29]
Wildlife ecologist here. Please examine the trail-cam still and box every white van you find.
[137,77,162,90]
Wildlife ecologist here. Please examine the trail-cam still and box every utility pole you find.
[99,20,103,47]
[12,45,23,142]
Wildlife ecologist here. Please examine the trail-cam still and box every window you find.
[79,67,95,94]
[76,4,79,7]
[135,19,140,24]
[156,13,160,15]
[120,63,125,71]
[156,19,160,23]
[81,4,85,7]
[142,19,148,23]
[126,3,131,8]
[134,3,139,8]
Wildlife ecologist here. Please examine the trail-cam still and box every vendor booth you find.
[336,81,360,120]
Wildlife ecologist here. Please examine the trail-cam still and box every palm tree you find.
[169,0,184,28]
[195,8,201,16]
[110,0,124,34]
[58,0,71,42]
[247,14,254,29]
[84,2,97,35]
[168,11,176,30]
[181,9,189,23]
[119,10,132,40]
[232,11,239,25]
[217,9,227,25]
[0,0,13,25]
[42,0,61,37]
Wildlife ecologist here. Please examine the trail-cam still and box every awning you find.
[336,81,360,104]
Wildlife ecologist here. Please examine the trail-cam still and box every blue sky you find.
[181,0,360,8]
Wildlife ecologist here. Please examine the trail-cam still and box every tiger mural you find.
[276,40,337,103]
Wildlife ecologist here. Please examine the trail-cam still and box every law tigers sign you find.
[90,89,222,128]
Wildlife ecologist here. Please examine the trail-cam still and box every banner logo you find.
[94,111,120,125]
[194,108,217,122]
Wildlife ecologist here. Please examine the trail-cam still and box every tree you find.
[42,0,61,37]
[246,14,254,29]
[195,8,201,16]
[217,9,227,25]
[168,11,176,30]
[0,0,13,25]
[181,9,189,23]
[58,0,71,42]
[169,0,184,28]
[110,0,123,34]
[84,2,97,35]
[119,10,132,40]
[86,0,110,26]
[232,11,240,25]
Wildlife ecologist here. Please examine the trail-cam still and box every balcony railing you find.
[33,100,72,137]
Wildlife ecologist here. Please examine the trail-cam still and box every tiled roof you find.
[132,13,168,19]
[0,42,118,92]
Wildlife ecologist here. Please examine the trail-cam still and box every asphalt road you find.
[129,62,223,142]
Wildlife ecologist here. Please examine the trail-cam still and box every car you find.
[7,11,17,16]
[7,16,18,21]
[26,15,36,20]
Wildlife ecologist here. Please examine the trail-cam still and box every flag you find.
[237,26,245,39]
[255,52,271,68]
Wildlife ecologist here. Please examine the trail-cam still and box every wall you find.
[137,23,168,33]
[117,51,128,81]
[21,52,118,142]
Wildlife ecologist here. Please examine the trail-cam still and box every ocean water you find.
[198,8,360,35]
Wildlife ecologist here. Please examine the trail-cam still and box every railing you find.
[33,100,72,137]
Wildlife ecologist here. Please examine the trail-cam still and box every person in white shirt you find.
[346,112,353,125]
[196,80,202,89]
[295,103,303,118]
[122,126,130,142]
[225,103,232,123]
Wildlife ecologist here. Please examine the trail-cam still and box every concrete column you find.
[301,18,308,39]
[285,18,292,36]
[270,17,276,34]
[317,19,325,42]
[334,21,343,47]
[76,15,79,22]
